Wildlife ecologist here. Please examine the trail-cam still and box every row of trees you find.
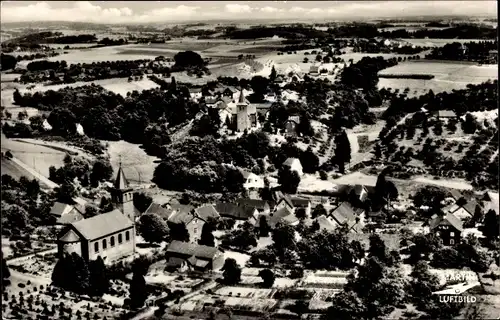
[425,41,498,62]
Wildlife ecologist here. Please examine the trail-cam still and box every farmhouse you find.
[314,215,338,232]
[444,198,482,221]
[57,209,136,264]
[239,169,265,189]
[429,213,463,246]
[215,202,259,222]
[165,240,224,272]
[274,192,295,213]
[283,157,303,176]
[189,87,203,100]
[236,198,271,214]
[50,202,85,225]
[168,205,220,243]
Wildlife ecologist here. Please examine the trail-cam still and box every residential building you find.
[235,198,270,214]
[110,164,141,222]
[239,170,265,190]
[482,191,499,215]
[143,202,175,220]
[429,213,463,246]
[444,199,482,221]
[165,240,224,272]
[434,110,457,120]
[50,202,85,225]
[215,202,258,222]
[259,207,299,228]
[57,209,136,263]
[282,158,303,176]
[274,193,295,213]
[329,203,364,233]
[168,205,219,243]
[309,65,320,76]
[313,215,338,232]
[291,197,312,217]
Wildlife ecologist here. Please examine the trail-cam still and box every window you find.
[450,231,454,237]
[436,231,441,237]
[450,239,455,245]
[118,234,123,244]
[126,231,130,241]
[102,239,107,250]
[110,236,115,247]
[94,242,99,253]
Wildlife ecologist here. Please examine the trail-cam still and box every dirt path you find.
[9,155,59,189]
[13,138,94,161]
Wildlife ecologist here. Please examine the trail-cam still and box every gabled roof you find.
[189,87,202,93]
[235,199,270,211]
[166,240,219,260]
[437,110,457,118]
[50,202,75,217]
[144,202,174,219]
[290,197,310,207]
[69,209,133,241]
[447,189,464,201]
[114,166,130,190]
[429,213,464,232]
[170,204,195,214]
[194,205,220,222]
[215,202,256,220]
[168,210,195,225]
[315,215,337,232]
[330,203,357,225]
[283,157,301,167]
[56,208,85,225]
[276,193,294,209]
[268,207,295,228]
[309,65,320,72]
[238,169,253,180]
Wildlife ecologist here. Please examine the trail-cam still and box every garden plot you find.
[298,174,338,193]
[240,276,298,288]
[216,286,275,299]
[303,273,348,289]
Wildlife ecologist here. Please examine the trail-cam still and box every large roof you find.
[283,157,301,167]
[236,199,270,210]
[166,240,219,260]
[429,213,464,232]
[144,202,174,219]
[330,203,358,225]
[195,205,220,221]
[69,209,133,241]
[291,197,310,207]
[50,202,75,217]
[215,202,256,220]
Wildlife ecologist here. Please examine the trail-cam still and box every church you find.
[57,164,140,264]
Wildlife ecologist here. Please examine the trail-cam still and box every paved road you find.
[9,155,59,189]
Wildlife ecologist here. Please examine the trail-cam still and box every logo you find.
[438,295,477,304]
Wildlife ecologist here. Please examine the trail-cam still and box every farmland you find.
[378,61,498,96]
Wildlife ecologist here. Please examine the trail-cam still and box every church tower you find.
[236,89,250,132]
[110,162,136,222]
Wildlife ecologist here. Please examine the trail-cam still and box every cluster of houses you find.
[53,159,499,272]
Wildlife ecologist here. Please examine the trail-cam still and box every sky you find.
[0,1,497,24]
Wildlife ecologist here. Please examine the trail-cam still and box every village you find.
[1,3,500,320]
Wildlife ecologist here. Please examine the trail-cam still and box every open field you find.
[1,134,66,178]
[378,61,498,96]
[399,38,497,47]
[107,140,160,184]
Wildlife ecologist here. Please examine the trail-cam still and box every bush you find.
[319,170,328,180]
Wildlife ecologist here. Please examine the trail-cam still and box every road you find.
[8,155,59,189]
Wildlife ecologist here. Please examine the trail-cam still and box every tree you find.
[312,204,327,219]
[138,214,169,244]
[259,215,270,237]
[300,147,319,174]
[269,65,277,82]
[133,193,153,214]
[368,234,393,266]
[52,253,90,294]
[173,51,204,68]
[297,113,314,137]
[89,257,109,296]
[278,168,300,194]
[129,270,148,309]
[84,205,99,218]
[259,269,275,288]
[462,113,478,134]
[222,258,241,285]
[198,219,215,247]
[272,224,296,255]
[0,53,17,70]
[408,260,440,308]
[482,209,499,241]
[89,159,113,187]
[55,182,77,204]
[168,222,190,242]
[334,130,351,174]
[295,208,307,220]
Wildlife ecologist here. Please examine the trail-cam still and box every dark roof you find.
[69,209,133,241]
[50,202,75,217]
[235,199,270,210]
[276,193,294,209]
[215,202,256,220]
[290,197,310,207]
[429,213,464,232]
[268,207,295,228]
[144,202,174,219]
[195,205,220,221]
[166,240,219,260]
[170,204,195,214]
[114,166,130,190]
[56,208,85,225]
[168,210,195,225]
[330,203,357,225]
[237,90,248,104]
[310,65,319,72]
[189,87,202,93]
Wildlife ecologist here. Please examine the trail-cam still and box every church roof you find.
[69,209,134,241]
[114,165,130,190]
[237,89,248,105]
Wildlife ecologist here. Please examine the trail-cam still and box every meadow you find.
[378,61,498,96]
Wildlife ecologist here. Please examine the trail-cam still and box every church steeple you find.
[237,88,247,105]
[110,158,136,222]
[114,159,130,190]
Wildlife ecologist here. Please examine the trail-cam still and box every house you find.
[110,164,141,222]
[290,197,312,217]
[236,199,270,214]
[274,192,295,213]
[274,75,285,84]
[329,203,364,233]
[168,205,219,243]
[189,87,203,100]
[261,207,299,228]
[222,87,238,97]
[434,110,457,120]
[239,170,265,189]
[444,199,482,220]
[309,65,320,76]
[165,240,224,272]
[57,209,136,263]
[284,115,300,136]
[50,202,85,225]
[488,50,498,63]
[215,202,259,222]
[282,158,303,176]
[429,213,463,246]
[143,202,175,220]
[314,215,338,232]
[482,191,499,215]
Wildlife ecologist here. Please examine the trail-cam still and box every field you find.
[399,38,497,47]
[378,61,498,96]
[1,134,66,178]
[106,140,160,184]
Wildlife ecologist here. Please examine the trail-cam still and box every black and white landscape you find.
[1,1,499,319]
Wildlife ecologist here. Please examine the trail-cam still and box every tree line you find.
[425,41,498,62]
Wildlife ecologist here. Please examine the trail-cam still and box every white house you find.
[240,169,264,189]
[283,158,303,176]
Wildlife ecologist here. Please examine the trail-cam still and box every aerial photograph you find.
[0,1,498,319]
